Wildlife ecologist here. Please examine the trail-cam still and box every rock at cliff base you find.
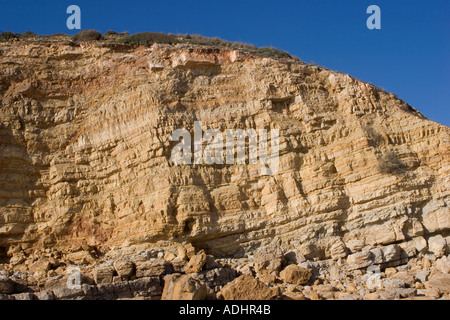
[0,278,14,294]
[113,260,135,279]
[279,265,311,285]
[135,260,173,278]
[161,274,207,300]
[184,250,207,274]
[218,275,277,300]
[254,245,285,276]
[93,266,115,285]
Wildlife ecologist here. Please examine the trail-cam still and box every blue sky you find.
[1,0,449,126]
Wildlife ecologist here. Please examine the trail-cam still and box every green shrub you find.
[255,47,292,59]
[119,32,177,46]
[0,31,18,41]
[73,29,103,42]
[378,151,405,174]
[19,31,36,38]
[104,30,118,36]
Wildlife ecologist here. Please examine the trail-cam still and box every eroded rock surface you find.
[0,37,449,299]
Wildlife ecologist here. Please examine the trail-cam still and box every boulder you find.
[426,273,450,294]
[280,292,306,300]
[113,260,135,279]
[279,265,311,285]
[135,260,172,278]
[428,235,447,257]
[434,255,450,274]
[254,244,285,276]
[0,278,14,294]
[391,271,415,287]
[93,265,114,284]
[184,250,207,274]
[218,275,277,300]
[347,251,373,270]
[382,279,405,289]
[161,274,207,300]
[330,240,348,259]
[284,250,306,265]
[66,251,96,265]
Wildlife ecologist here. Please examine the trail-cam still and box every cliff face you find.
[0,40,449,261]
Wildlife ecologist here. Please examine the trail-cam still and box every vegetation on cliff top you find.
[0,30,297,60]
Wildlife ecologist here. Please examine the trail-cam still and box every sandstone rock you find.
[417,288,440,299]
[171,258,188,273]
[29,259,52,274]
[113,260,135,279]
[66,251,96,265]
[309,292,321,300]
[285,284,298,293]
[402,296,435,300]
[279,265,311,285]
[184,250,207,274]
[346,284,358,293]
[346,240,365,253]
[93,266,114,285]
[254,244,285,276]
[127,277,163,299]
[382,279,405,289]
[428,235,447,257]
[415,282,425,289]
[183,243,196,259]
[413,236,428,253]
[364,292,380,300]
[434,256,450,274]
[35,290,55,300]
[13,292,36,300]
[347,251,373,270]
[314,284,337,300]
[414,270,430,283]
[204,255,222,270]
[280,292,306,300]
[52,286,85,300]
[337,293,362,300]
[426,273,450,294]
[378,290,397,300]
[381,244,401,262]
[177,246,189,261]
[218,275,277,300]
[0,278,14,294]
[330,240,348,259]
[164,252,176,262]
[161,274,207,300]
[422,206,450,234]
[365,273,382,290]
[391,271,415,287]
[393,288,416,299]
[370,244,401,265]
[136,260,172,278]
[237,264,254,276]
[384,267,397,277]
[422,257,432,270]
[284,250,306,265]
[328,266,344,281]
[193,267,237,289]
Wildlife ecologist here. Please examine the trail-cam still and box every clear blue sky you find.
[1,0,449,126]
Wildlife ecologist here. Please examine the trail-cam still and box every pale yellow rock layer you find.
[0,41,448,259]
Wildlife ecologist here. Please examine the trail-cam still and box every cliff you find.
[0,36,448,300]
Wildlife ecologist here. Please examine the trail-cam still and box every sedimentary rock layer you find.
[0,40,448,261]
